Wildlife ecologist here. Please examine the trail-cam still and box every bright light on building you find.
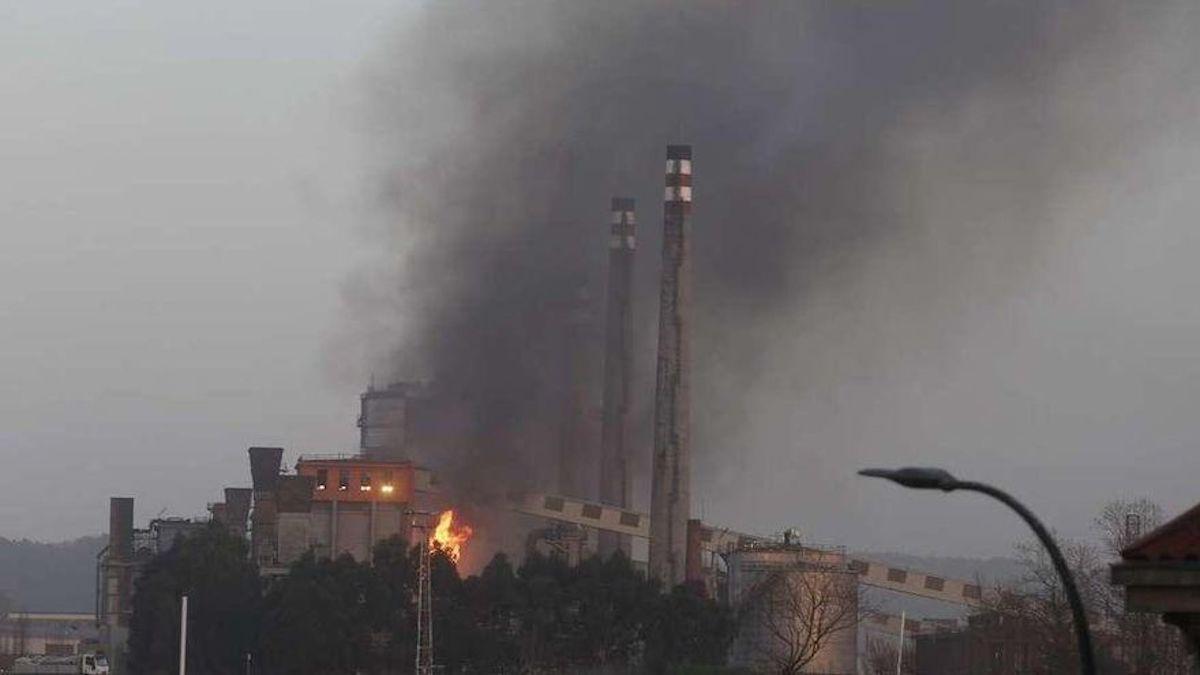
[381,484,395,494]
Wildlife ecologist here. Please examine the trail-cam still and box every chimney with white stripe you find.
[598,197,636,558]
[649,145,693,586]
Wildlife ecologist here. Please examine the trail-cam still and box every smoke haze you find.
[353,1,1200,554]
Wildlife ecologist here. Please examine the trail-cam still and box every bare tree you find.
[970,498,1189,674]
[864,635,914,675]
[1093,498,1189,674]
[737,561,867,674]
[1094,498,1163,558]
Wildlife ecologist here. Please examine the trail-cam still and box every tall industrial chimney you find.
[649,145,693,587]
[598,197,637,558]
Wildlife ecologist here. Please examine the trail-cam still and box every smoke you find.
[351,1,1200,551]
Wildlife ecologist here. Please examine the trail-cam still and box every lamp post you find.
[858,467,1096,675]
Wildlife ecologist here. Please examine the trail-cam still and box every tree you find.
[973,498,1190,675]
[735,562,864,675]
[864,635,914,675]
[1095,498,1163,557]
[127,523,260,675]
[459,553,522,670]
[644,582,735,673]
[259,536,421,675]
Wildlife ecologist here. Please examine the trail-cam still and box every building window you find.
[316,469,328,491]
[581,504,602,520]
[338,471,349,491]
[360,473,372,491]
[620,511,640,528]
[963,584,982,600]
[543,496,564,512]
[924,575,945,591]
[887,568,907,583]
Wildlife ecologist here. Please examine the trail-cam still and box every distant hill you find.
[860,551,1025,586]
[0,535,107,612]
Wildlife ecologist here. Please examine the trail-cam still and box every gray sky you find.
[4,1,1200,561]
[0,0,403,539]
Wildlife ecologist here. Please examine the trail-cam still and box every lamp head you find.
[858,467,960,491]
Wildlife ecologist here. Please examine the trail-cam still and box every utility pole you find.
[178,595,188,675]
[409,511,434,675]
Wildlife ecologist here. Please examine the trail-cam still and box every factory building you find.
[248,447,440,573]
[0,613,100,659]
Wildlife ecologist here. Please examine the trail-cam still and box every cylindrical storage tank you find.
[727,546,859,674]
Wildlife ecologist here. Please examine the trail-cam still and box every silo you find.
[726,544,859,674]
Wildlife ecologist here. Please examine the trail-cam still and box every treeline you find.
[127,524,736,674]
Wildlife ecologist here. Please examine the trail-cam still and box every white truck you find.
[9,653,109,675]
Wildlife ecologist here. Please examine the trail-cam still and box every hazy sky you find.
[0,0,404,539]
[4,1,1200,562]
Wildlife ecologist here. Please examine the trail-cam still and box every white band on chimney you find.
[665,159,692,175]
[664,186,693,203]
[610,235,636,250]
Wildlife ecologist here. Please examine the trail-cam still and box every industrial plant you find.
[83,145,1001,674]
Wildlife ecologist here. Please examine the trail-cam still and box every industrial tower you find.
[649,145,693,587]
[598,197,637,558]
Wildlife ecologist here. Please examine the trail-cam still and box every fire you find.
[429,509,473,562]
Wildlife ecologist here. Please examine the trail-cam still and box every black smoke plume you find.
[350,1,1198,544]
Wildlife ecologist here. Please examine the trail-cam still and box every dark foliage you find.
[129,535,732,673]
[127,523,260,675]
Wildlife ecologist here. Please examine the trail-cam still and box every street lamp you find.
[858,467,1096,675]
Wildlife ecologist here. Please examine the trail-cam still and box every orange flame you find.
[429,509,473,562]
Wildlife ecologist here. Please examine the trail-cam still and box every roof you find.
[2,613,95,622]
[296,454,418,468]
[1121,500,1200,562]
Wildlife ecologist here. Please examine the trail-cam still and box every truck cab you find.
[81,654,109,675]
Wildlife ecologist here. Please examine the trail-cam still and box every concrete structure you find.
[1111,499,1200,670]
[726,542,859,674]
[598,197,637,559]
[97,499,208,673]
[358,381,432,460]
[649,144,694,587]
[97,498,132,672]
[209,487,251,538]
[251,452,439,573]
[0,613,100,658]
[248,446,284,567]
